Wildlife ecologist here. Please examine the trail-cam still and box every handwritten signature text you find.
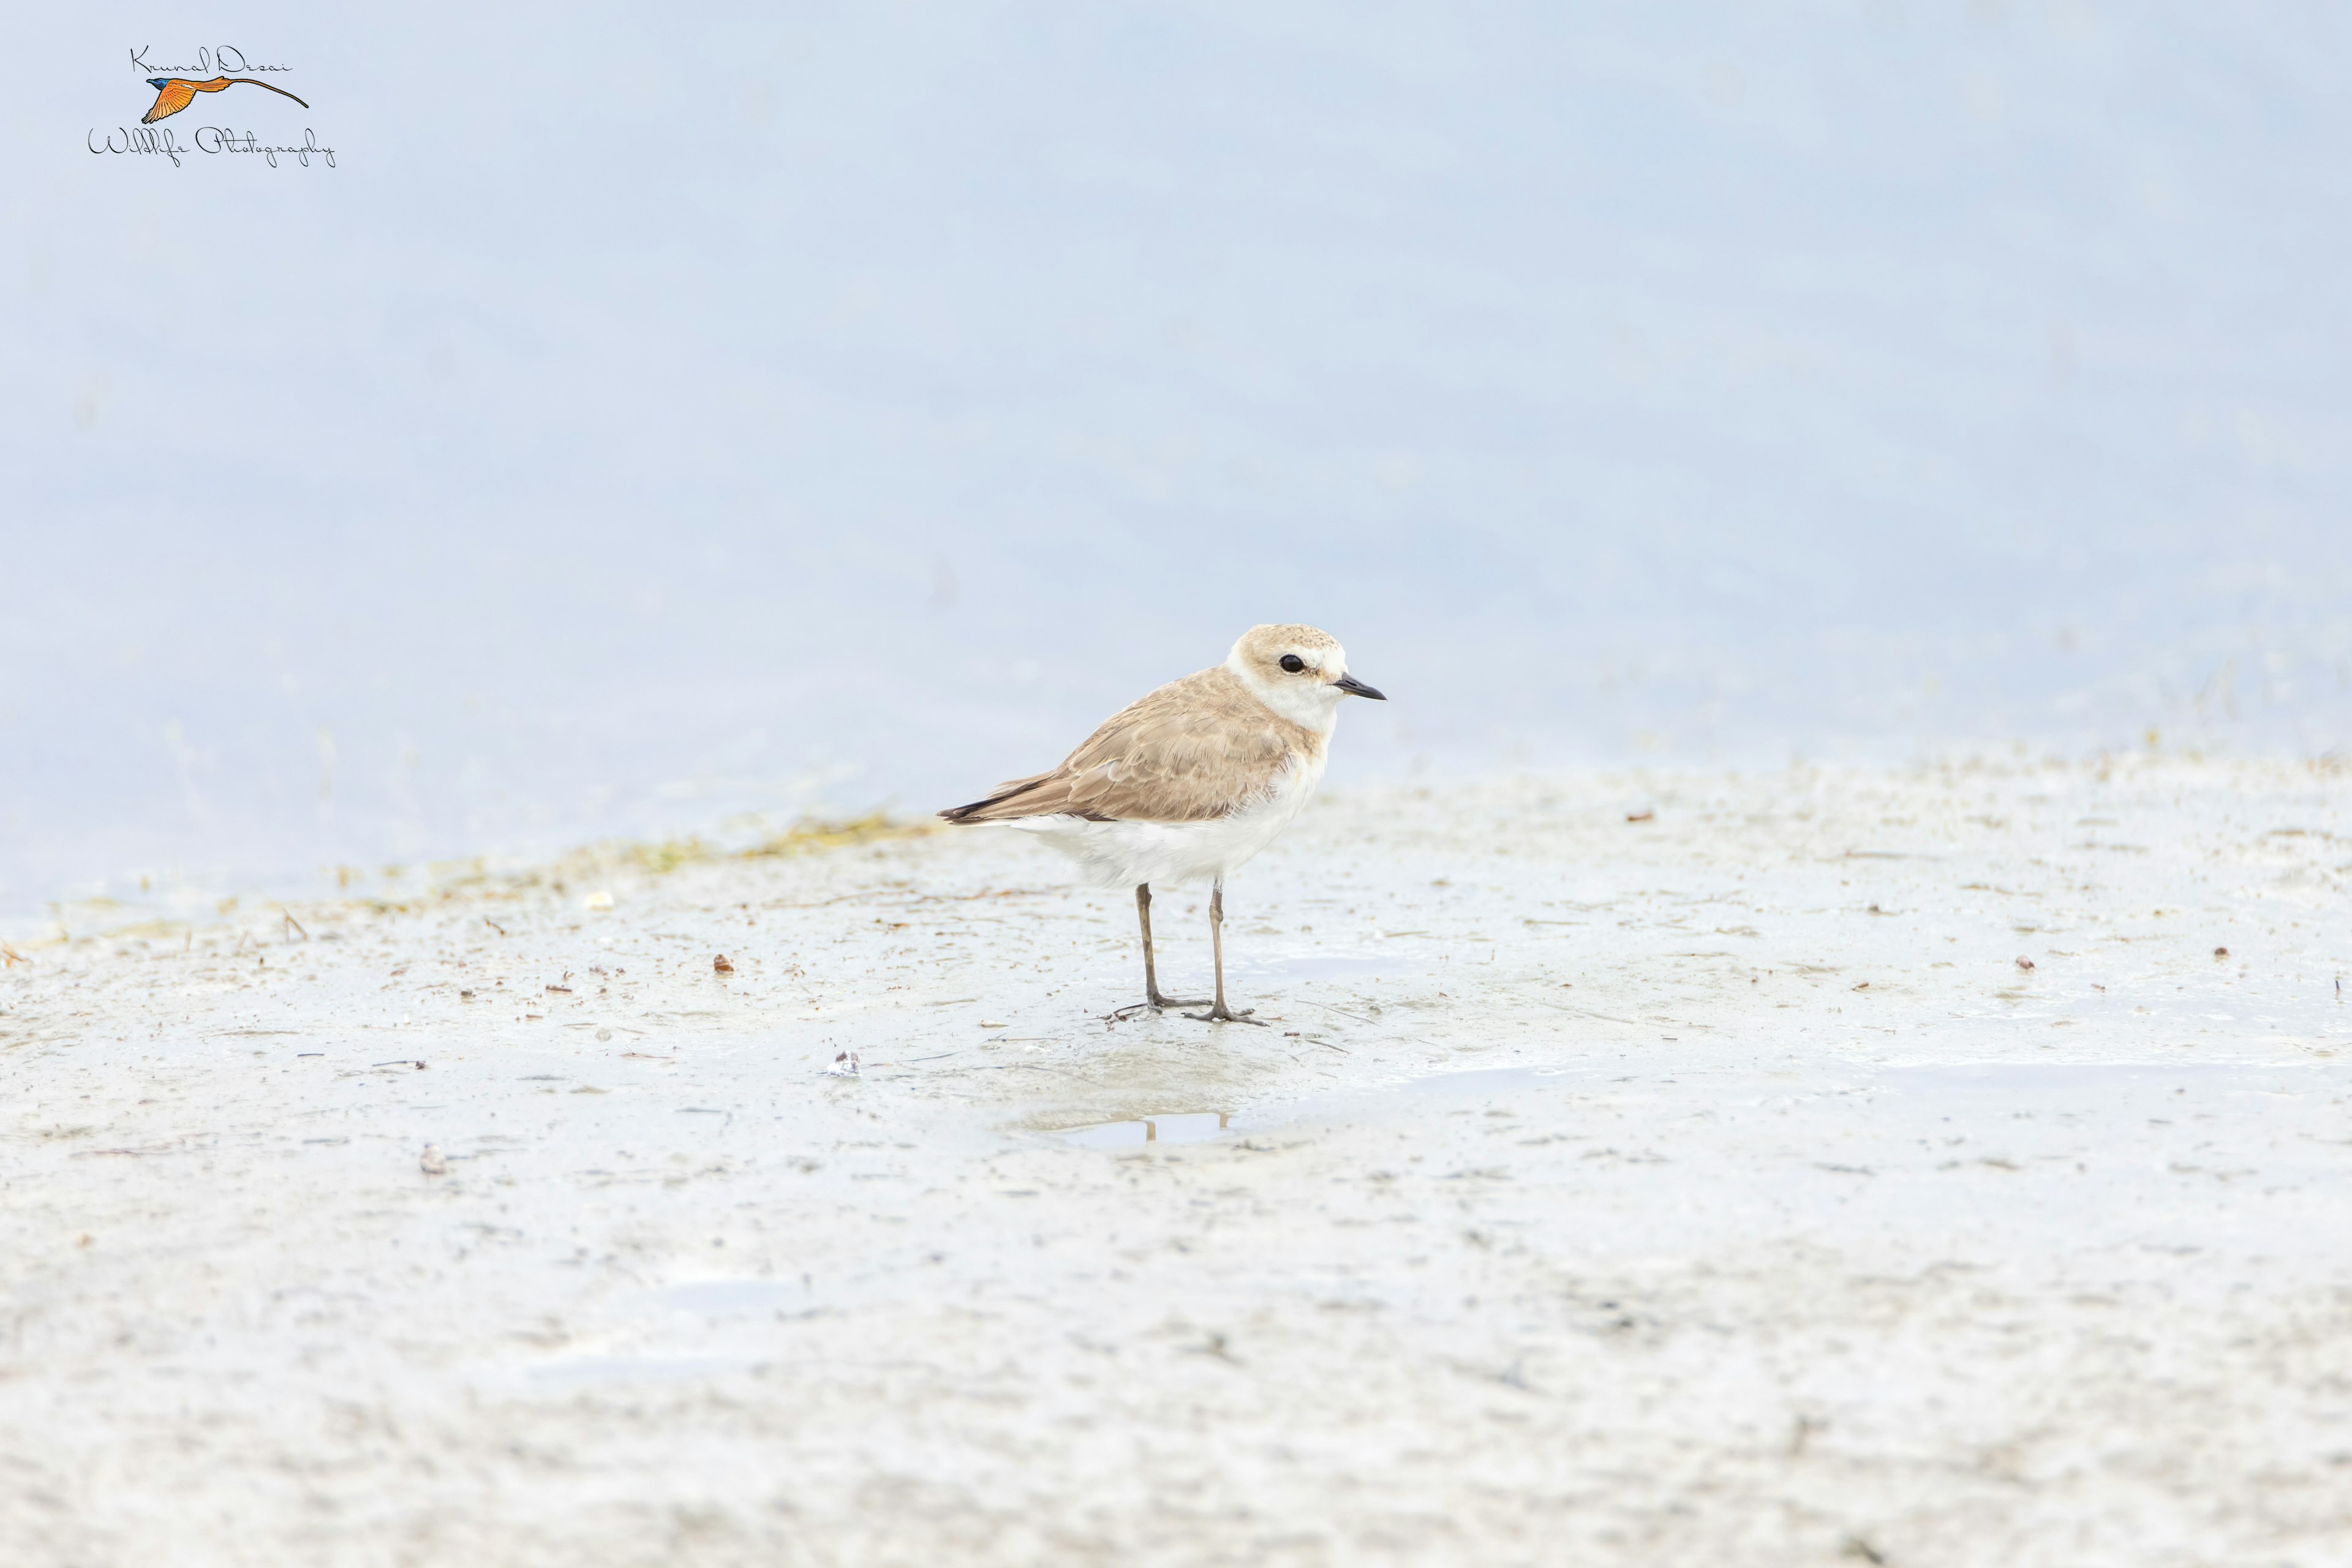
[88,124,336,168]
[129,45,292,75]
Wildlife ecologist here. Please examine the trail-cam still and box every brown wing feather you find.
[940,667,1318,824]
[142,80,199,124]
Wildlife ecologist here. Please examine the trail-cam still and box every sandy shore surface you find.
[4,760,2349,1566]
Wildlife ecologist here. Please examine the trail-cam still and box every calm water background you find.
[5,4,2349,921]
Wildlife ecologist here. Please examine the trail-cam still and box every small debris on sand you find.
[712,954,734,973]
[419,1145,448,1177]
[2016,956,2036,971]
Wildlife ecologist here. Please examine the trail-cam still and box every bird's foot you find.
[1104,994,1213,1020]
[1182,1005,1265,1026]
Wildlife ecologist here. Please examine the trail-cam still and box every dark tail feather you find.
[938,775,1049,824]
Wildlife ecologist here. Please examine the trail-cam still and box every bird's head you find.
[148,78,170,89]
[1227,624,1385,731]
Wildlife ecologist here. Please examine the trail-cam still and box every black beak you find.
[1333,673,1386,701]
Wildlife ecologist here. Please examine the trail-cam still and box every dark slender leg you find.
[1107,883,1207,1017]
[1138,883,1162,999]
[1186,876,1264,1025]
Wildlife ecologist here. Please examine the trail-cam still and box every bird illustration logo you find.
[140,76,309,125]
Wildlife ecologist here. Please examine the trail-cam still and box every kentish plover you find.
[940,624,1385,1023]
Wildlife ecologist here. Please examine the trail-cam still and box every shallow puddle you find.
[1058,1111,1230,1148]
[527,1355,750,1386]
[660,1280,798,1314]
[1235,953,1393,979]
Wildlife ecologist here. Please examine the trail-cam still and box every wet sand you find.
[4,760,2348,1566]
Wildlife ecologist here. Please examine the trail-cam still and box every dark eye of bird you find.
[1280,654,1306,673]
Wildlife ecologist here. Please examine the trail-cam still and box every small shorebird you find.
[940,625,1385,1023]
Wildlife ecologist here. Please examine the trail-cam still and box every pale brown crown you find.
[1231,624,1346,685]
